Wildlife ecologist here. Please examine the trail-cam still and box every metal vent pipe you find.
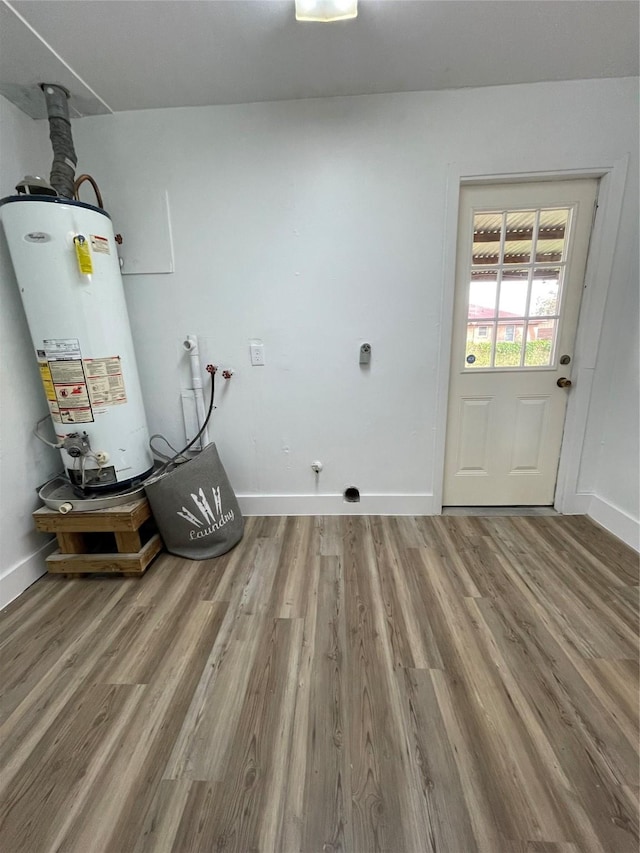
[41,84,77,199]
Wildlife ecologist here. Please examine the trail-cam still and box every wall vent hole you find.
[344,486,360,503]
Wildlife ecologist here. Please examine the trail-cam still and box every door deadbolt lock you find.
[557,377,572,389]
[560,354,571,365]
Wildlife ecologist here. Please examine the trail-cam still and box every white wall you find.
[578,162,639,548]
[68,77,638,540]
[0,95,60,607]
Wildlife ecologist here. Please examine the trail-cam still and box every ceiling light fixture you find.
[295,0,358,23]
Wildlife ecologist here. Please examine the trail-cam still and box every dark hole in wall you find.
[344,487,360,503]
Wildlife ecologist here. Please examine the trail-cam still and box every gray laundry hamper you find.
[145,442,244,559]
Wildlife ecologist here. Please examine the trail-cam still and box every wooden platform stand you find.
[33,498,162,577]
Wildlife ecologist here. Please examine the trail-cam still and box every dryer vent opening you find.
[343,486,360,503]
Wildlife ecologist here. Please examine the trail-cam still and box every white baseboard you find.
[237,493,435,517]
[587,495,640,552]
[0,538,56,610]
[558,492,593,515]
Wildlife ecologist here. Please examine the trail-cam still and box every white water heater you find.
[0,195,153,489]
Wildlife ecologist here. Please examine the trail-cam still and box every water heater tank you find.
[0,195,153,489]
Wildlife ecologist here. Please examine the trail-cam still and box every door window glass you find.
[495,319,524,367]
[472,212,502,266]
[498,268,529,317]
[466,207,572,369]
[530,268,562,316]
[504,211,535,264]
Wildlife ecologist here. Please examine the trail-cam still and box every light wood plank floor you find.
[1,515,638,853]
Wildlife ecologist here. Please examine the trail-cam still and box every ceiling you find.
[1,0,638,119]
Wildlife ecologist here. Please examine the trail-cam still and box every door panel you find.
[510,396,548,472]
[443,179,598,506]
[457,398,492,473]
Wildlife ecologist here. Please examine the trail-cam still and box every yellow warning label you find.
[74,235,93,275]
[38,360,56,402]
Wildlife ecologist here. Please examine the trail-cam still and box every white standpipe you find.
[183,335,209,447]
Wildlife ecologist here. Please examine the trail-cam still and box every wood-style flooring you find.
[0,514,638,852]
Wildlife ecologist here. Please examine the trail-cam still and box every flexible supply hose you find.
[74,174,104,209]
[33,415,63,449]
[148,366,217,482]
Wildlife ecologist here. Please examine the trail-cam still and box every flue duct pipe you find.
[41,84,77,199]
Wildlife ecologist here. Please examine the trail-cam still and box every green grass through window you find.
[466,340,552,367]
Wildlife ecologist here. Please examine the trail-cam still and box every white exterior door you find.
[443,179,598,506]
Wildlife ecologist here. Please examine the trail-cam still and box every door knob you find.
[557,377,572,388]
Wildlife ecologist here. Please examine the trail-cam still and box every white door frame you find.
[432,154,630,514]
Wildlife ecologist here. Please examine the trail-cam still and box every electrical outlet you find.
[250,342,265,366]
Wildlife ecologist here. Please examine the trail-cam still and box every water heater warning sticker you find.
[38,356,93,423]
[49,360,85,385]
[55,383,90,406]
[43,338,81,360]
[60,407,93,424]
[90,235,110,254]
[48,401,62,424]
[84,356,127,406]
